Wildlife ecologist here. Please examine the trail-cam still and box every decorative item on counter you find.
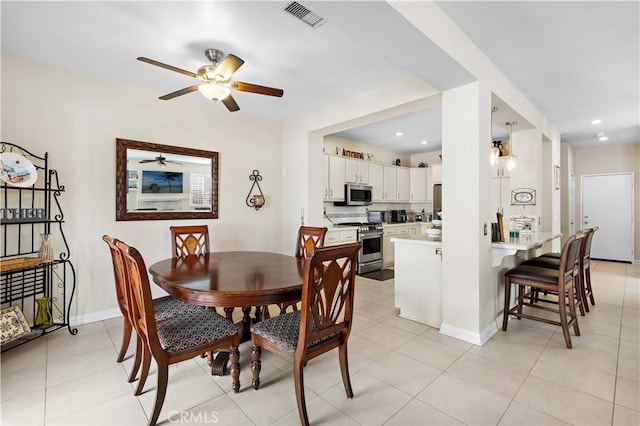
[496,212,505,242]
[35,297,54,329]
[0,151,38,187]
[0,306,32,344]
[418,162,427,168]
[38,233,55,262]
[246,170,265,210]
[394,159,401,166]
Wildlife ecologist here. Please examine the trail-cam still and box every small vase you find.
[38,233,54,263]
[35,297,54,329]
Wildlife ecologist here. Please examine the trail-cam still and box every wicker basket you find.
[0,257,43,272]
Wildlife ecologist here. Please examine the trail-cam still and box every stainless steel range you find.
[336,222,383,274]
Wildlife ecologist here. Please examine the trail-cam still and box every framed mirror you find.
[116,138,218,221]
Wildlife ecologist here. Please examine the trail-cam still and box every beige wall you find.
[572,142,640,262]
[1,55,285,323]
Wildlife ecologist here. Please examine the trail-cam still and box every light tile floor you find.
[1,260,638,425]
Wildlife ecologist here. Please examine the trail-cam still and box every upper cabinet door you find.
[396,167,410,201]
[383,165,397,201]
[410,168,427,201]
[345,158,358,183]
[327,155,346,201]
[345,158,370,184]
[370,163,384,201]
[358,161,370,184]
[431,164,442,184]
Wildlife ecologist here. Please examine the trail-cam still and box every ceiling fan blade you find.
[221,94,240,112]
[230,81,284,97]
[137,57,197,78]
[139,160,156,163]
[216,54,244,81]
[159,85,200,100]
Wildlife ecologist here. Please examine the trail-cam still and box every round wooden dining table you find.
[148,251,306,375]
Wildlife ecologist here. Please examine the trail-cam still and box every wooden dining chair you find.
[170,225,210,257]
[250,242,361,426]
[503,233,583,348]
[295,226,328,259]
[116,239,241,426]
[102,235,205,384]
[258,226,328,320]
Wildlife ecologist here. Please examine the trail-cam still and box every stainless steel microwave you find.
[344,183,372,206]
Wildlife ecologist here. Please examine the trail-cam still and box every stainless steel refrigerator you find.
[433,184,442,219]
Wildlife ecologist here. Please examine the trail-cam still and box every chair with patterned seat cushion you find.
[170,225,210,257]
[503,233,583,348]
[250,242,361,426]
[116,239,240,426]
[102,235,206,384]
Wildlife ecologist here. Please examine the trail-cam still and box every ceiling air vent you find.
[283,2,325,28]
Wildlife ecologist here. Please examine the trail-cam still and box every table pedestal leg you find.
[210,307,236,376]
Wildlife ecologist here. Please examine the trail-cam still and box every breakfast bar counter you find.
[490,232,561,267]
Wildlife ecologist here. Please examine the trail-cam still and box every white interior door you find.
[581,173,634,262]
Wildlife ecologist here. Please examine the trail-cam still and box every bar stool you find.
[520,231,587,315]
[503,233,583,348]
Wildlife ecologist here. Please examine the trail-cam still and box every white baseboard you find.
[439,321,499,346]
[70,308,122,326]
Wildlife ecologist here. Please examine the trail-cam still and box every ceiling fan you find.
[139,154,182,166]
[137,49,284,112]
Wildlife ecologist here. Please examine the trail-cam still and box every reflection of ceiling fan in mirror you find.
[139,154,182,166]
[137,48,284,112]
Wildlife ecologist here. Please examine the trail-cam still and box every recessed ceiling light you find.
[395,132,403,136]
[596,132,608,141]
[421,140,429,145]
[591,119,603,125]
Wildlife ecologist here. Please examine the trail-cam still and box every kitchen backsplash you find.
[324,201,433,226]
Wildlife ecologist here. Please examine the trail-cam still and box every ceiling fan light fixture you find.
[198,83,231,101]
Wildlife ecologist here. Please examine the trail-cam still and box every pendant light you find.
[490,107,500,165]
[506,121,518,171]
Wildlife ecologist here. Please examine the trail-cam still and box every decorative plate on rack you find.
[0,152,38,187]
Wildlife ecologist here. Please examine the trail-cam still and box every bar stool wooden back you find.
[502,233,584,348]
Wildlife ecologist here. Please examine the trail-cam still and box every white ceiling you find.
[2,1,638,154]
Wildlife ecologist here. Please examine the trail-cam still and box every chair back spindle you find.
[170,225,210,257]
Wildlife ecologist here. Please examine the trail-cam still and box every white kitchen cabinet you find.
[382,226,396,268]
[409,168,428,202]
[370,163,384,201]
[396,167,410,201]
[382,165,397,201]
[393,238,442,327]
[345,158,370,184]
[490,158,510,178]
[382,225,409,267]
[325,228,357,246]
[327,155,345,201]
[431,164,442,184]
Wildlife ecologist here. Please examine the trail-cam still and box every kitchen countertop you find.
[491,232,561,266]
[390,235,442,246]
